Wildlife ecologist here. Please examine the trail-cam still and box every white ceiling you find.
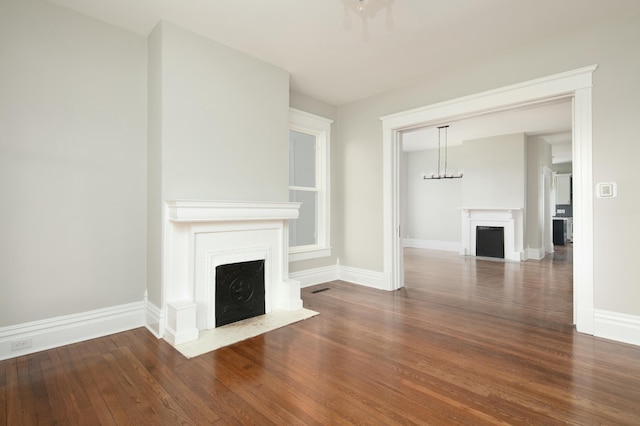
[402,99,574,164]
[46,0,640,106]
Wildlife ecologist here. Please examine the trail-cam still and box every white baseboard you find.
[404,239,460,252]
[526,247,545,260]
[594,309,640,346]
[290,265,338,288]
[338,265,386,290]
[0,301,145,361]
[576,304,595,335]
[291,264,386,291]
[145,298,164,338]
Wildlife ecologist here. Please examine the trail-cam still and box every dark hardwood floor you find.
[2,246,640,424]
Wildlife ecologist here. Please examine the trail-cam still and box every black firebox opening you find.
[215,259,266,327]
[476,226,505,259]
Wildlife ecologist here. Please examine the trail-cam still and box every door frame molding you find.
[380,65,597,334]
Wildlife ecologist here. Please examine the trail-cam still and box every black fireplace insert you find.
[476,226,505,259]
[215,260,266,327]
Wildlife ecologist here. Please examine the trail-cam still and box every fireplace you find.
[460,208,523,261]
[476,226,505,259]
[215,260,265,327]
[162,200,302,345]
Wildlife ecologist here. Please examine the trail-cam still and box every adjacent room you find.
[401,100,575,329]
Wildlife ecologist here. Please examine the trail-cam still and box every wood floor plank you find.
[235,331,495,425]
[292,300,542,423]
[223,346,355,425]
[76,343,139,424]
[204,347,306,425]
[58,343,119,424]
[39,350,83,424]
[0,359,8,424]
[3,359,20,425]
[52,347,100,418]
[172,346,276,425]
[227,341,410,426]
[112,346,196,424]
[13,356,41,424]
[109,329,223,424]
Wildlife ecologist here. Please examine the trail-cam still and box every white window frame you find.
[289,108,333,262]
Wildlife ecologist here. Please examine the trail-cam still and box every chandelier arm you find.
[437,127,442,177]
[444,126,448,176]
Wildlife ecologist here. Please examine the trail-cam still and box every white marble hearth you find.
[460,208,524,262]
[163,200,302,345]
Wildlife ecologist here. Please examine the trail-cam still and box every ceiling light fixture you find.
[342,0,394,39]
[423,126,464,180]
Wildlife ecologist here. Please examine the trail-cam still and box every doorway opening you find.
[381,65,596,335]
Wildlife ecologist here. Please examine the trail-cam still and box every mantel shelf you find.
[459,207,523,211]
[166,200,300,222]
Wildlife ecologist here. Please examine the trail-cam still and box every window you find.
[289,108,332,261]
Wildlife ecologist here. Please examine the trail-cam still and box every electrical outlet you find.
[11,338,32,351]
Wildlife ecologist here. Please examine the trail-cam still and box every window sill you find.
[289,246,332,262]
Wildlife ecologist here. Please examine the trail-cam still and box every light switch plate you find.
[596,182,617,198]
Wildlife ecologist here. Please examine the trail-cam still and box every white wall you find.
[336,106,385,271]
[337,12,640,317]
[0,0,147,326]
[146,23,164,313]
[159,22,290,202]
[461,133,526,209]
[403,147,462,244]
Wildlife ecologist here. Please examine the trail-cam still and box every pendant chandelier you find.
[423,125,464,180]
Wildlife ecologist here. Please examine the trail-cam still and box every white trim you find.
[381,66,597,125]
[144,291,163,338]
[338,266,386,290]
[165,301,199,345]
[289,246,332,262]
[526,247,546,260]
[292,264,386,291]
[572,89,595,334]
[0,301,145,361]
[166,200,300,222]
[594,310,640,346]
[403,239,460,252]
[381,65,597,335]
[290,265,339,288]
[289,108,334,126]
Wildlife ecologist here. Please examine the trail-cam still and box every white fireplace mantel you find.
[460,207,524,262]
[166,200,301,222]
[163,200,301,345]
